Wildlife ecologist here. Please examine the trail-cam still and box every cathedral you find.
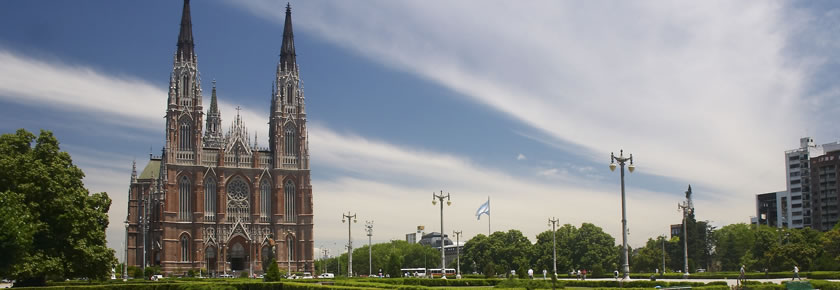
[125,0,314,276]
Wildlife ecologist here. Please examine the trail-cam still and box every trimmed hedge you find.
[624,271,840,280]
[494,278,728,289]
[352,278,501,287]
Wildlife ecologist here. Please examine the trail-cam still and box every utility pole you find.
[365,221,374,277]
[342,212,357,277]
[661,235,666,276]
[610,150,635,280]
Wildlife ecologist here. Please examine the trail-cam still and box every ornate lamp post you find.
[124,220,129,281]
[364,221,374,276]
[432,191,451,277]
[453,230,462,278]
[678,185,693,277]
[548,217,559,277]
[342,212,357,277]
[610,150,635,280]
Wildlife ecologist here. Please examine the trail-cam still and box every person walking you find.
[792,265,801,281]
[738,265,746,286]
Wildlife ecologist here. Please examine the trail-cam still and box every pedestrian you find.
[614,270,619,280]
[739,265,746,286]
[792,265,801,281]
[528,268,534,279]
[582,269,587,280]
[576,269,581,280]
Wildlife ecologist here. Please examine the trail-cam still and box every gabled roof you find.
[138,159,161,180]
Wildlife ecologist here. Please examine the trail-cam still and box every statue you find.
[263,234,277,267]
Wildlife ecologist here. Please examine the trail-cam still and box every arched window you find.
[181,74,190,106]
[179,122,192,151]
[204,177,216,221]
[287,236,295,261]
[284,126,296,156]
[179,176,191,221]
[284,180,296,222]
[260,179,271,222]
[180,234,190,262]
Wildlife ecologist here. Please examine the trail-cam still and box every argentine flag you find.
[476,198,490,220]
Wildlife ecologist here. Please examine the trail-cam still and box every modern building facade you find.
[810,150,840,231]
[781,137,840,229]
[754,191,788,227]
[125,0,314,275]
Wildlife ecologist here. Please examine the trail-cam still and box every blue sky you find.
[2,0,840,259]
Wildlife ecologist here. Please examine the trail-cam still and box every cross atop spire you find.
[279,2,297,71]
[176,0,196,63]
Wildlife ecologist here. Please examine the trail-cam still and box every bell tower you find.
[165,0,203,164]
[270,4,309,170]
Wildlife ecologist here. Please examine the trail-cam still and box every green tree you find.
[713,223,755,271]
[264,258,281,281]
[0,129,117,285]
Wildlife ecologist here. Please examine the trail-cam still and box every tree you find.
[713,223,755,271]
[0,129,117,285]
[264,258,281,281]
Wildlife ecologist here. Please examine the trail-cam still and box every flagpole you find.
[487,196,491,236]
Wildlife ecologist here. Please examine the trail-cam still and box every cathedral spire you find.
[203,79,223,148]
[130,160,137,183]
[176,0,195,63]
[279,3,296,71]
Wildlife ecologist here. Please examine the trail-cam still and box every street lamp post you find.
[661,235,666,276]
[678,186,693,278]
[365,221,374,277]
[432,191,451,277]
[124,220,129,281]
[342,212,357,277]
[610,150,635,280]
[548,217,559,277]
[453,230,462,278]
[286,230,294,276]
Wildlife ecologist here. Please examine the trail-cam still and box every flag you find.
[476,198,490,220]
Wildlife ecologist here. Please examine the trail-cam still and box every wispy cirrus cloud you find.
[0,46,706,254]
[235,1,823,205]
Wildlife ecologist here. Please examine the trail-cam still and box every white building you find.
[783,137,840,229]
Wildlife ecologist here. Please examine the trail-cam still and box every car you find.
[318,273,334,279]
[219,274,234,278]
[257,274,264,279]
[302,272,314,279]
[150,275,164,281]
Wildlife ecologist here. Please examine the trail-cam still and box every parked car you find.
[219,274,234,278]
[302,272,314,279]
[318,273,334,279]
[150,275,164,281]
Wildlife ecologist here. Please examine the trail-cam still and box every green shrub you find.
[810,280,840,290]
[264,258,282,282]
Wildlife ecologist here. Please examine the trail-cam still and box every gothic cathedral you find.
[125,0,314,276]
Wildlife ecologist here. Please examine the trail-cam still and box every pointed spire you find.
[279,3,297,72]
[176,0,195,63]
[130,160,137,182]
[209,79,219,115]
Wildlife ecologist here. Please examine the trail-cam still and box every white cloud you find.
[0,47,702,255]
[234,1,815,212]
[516,153,526,161]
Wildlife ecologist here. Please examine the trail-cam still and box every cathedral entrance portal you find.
[229,242,247,271]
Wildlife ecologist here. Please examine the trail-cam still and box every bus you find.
[429,268,456,278]
[400,268,426,278]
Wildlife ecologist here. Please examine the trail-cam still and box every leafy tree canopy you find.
[0,129,116,285]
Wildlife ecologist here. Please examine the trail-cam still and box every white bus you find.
[429,268,456,278]
[400,268,426,278]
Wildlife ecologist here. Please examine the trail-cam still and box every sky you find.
[2,0,840,262]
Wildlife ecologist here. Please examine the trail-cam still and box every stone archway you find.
[228,236,249,272]
[206,246,218,275]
